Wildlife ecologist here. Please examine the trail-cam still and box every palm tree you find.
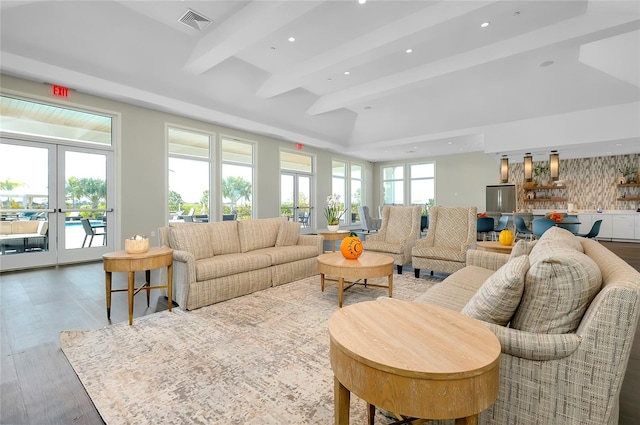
[200,190,209,214]
[168,190,183,213]
[222,176,251,210]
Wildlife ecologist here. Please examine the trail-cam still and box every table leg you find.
[145,269,151,307]
[167,263,173,312]
[455,415,478,425]
[367,403,375,425]
[388,273,393,298]
[105,271,112,320]
[321,273,325,292]
[334,376,350,425]
[128,271,135,326]
[338,277,344,308]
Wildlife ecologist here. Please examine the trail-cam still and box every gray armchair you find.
[361,205,422,274]
[358,205,381,233]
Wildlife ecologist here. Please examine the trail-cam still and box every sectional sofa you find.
[0,220,48,254]
[159,217,323,310]
[412,226,640,424]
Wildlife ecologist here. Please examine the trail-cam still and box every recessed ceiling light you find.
[270,46,276,50]
[405,48,413,54]
[358,0,367,4]
[288,37,295,42]
[539,60,555,67]
[344,71,350,75]
[364,106,372,110]
[481,22,490,28]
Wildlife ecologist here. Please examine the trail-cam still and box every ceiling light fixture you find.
[344,71,350,75]
[539,60,555,67]
[288,37,295,42]
[523,153,533,182]
[481,22,490,28]
[501,155,509,183]
[358,0,367,4]
[549,150,560,181]
[406,48,413,54]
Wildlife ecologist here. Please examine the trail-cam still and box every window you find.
[0,95,112,145]
[351,164,362,223]
[331,160,365,225]
[382,165,404,205]
[410,163,435,208]
[221,137,254,220]
[168,127,211,220]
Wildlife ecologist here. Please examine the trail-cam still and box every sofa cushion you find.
[414,265,493,311]
[511,245,602,334]
[537,225,583,253]
[168,221,240,259]
[237,217,287,253]
[275,220,300,247]
[412,246,465,262]
[195,253,272,281]
[461,255,529,326]
[252,245,319,265]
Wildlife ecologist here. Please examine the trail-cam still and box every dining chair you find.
[80,218,106,247]
[577,220,603,239]
[514,216,533,241]
[476,217,495,241]
[492,215,510,241]
[532,218,556,239]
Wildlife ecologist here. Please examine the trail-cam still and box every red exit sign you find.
[52,85,69,97]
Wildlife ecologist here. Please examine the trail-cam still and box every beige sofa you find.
[0,220,48,253]
[412,226,640,425]
[159,217,323,310]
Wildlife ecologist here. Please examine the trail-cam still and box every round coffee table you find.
[317,252,393,307]
[329,300,501,424]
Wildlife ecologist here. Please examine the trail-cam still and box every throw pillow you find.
[509,239,536,260]
[538,226,583,252]
[275,220,301,247]
[461,255,530,326]
[511,248,602,334]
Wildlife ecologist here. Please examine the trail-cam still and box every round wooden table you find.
[102,246,173,325]
[317,252,393,307]
[329,300,501,425]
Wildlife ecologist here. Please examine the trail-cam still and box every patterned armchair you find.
[361,205,422,274]
[358,205,382,233]
[412,206,477,277]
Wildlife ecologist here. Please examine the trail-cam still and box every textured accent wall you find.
[508,154,640,211]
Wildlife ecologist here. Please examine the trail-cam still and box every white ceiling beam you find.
[307,1,640,116]
[184,1,323,75]
[256,1,496,99]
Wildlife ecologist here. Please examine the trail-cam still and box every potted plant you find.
[421,198,435,231]
[533,164,550,186]
[324,193,345,231]
[618,166,637,184]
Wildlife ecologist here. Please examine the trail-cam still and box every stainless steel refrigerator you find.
[486,184,516,214]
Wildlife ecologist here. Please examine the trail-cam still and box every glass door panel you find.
[57,146,113,264]
[0,140,57,270]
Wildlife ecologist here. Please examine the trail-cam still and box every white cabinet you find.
[577,214,593,235]
[593,214,613,239]
[612,214,635,240]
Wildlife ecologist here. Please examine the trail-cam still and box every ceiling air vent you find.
[178,9,212,31]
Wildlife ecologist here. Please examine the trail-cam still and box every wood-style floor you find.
[1,241,639,425]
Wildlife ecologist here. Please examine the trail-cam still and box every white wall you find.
[373,152,500,212]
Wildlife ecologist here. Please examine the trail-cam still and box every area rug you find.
[60,273,440,425]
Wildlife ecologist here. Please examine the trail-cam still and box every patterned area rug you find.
[60,273,440,425]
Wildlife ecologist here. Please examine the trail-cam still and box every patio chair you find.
[362,205,422,274]
[358,205,381,233]
[81,218,106,247]
[412,206,477,277]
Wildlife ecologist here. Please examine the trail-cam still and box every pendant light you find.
[523,153,533,182]
[500,155,509,183]
[550,150,560,181]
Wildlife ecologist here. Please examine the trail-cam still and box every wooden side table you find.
[329,300,500,425]
[102,246,173,325]
[317,230,350,252]
[476,241,514,254]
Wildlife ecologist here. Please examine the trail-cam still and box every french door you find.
[0,139,114,271]
[280,172,313,232]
